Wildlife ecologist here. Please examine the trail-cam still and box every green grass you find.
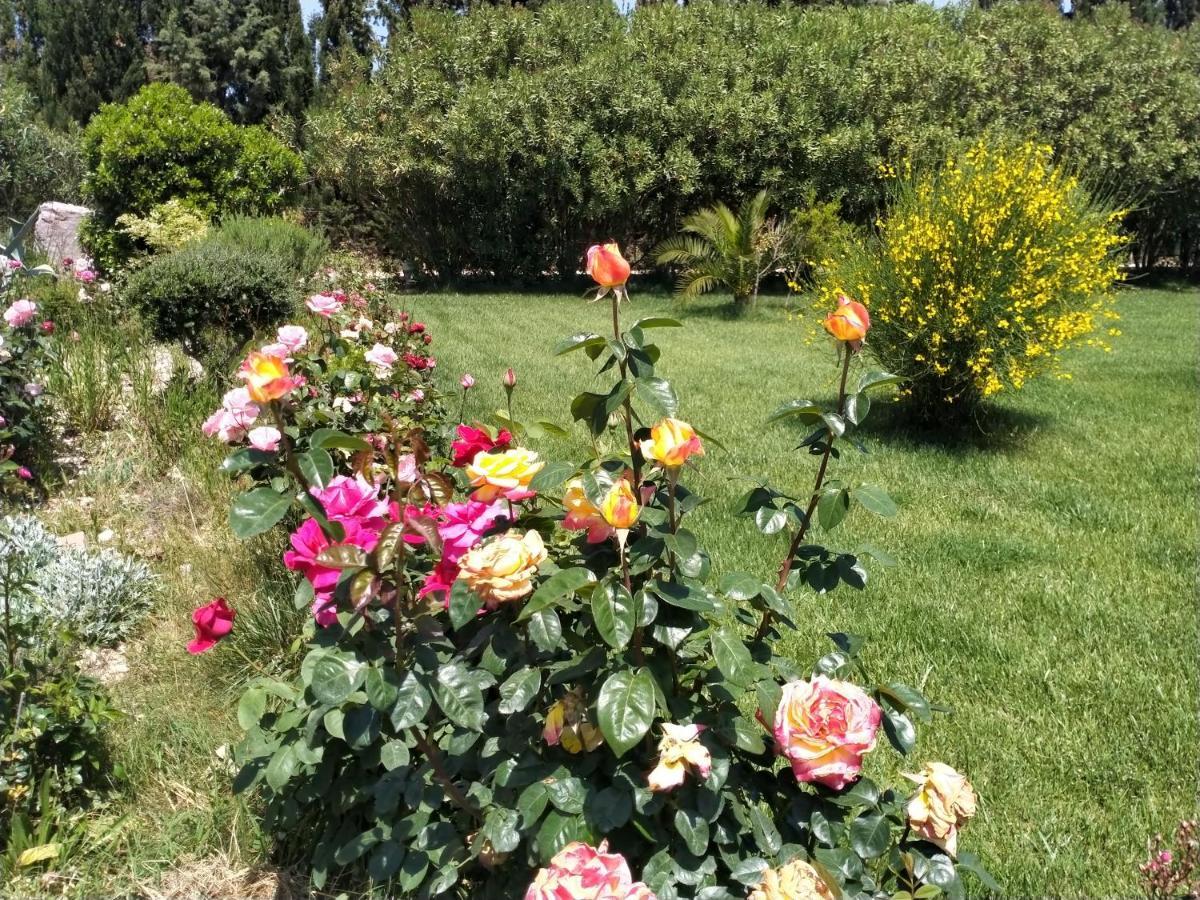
[406,284,1198,897]
[12,283,1194,897]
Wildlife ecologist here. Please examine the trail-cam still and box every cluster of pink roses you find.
[3,298,38,329]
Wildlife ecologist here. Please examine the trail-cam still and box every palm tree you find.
[653,190,785,314]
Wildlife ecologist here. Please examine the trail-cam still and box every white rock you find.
[32,202,92,263]
[97,528,114,543]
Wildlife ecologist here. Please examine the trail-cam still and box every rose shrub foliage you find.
[211,245,995,898]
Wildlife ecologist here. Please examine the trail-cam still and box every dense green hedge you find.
[305,0,1200,279]
[0,73,84,222]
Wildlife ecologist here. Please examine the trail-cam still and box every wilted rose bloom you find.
[748,859,835,900]
[408,321,426,334]
[3,298,37,328]
[239,352,298,403]
[639,418,704,470]
[306,293,342,317]
[647,723,711,792]
[457,529,547,608]
[422,333,432,345]
[600,478,640,529]
[247,426,282,452]
[187,597,235,654]
[451,424,513,468]
[466,447,544,502]
[773,676,881,790]
[365,343,398,373]
[904,762,977,857]
[586,242,631,289]
[460,373,475,390]
[561,479,613,544]
[276,324,308,353]
[543,690,604,754]
[823,293,871,348]
[525,841,654,900]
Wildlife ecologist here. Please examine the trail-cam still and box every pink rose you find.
[16,466,32,480]
[284,517,381,624]
[306,293,342,317]
[310,474,388,524]
[460,373,475,390]
[258,341,292,360]
[187,597,235,654]
[365,343,398,372]
[450,424,512,468]
[39,320,54,335]
[525,841,655,900]
[4,299,37,328]
[439,500,509,562]
[276,325,309,353]
[409,389,425,403]
[201,409,247,444]
[248,426,282,452]
[772,676,881,790]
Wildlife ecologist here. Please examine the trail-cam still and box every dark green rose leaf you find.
[498,668,541,715]
[229,487,292,539]
[597,668,657,757]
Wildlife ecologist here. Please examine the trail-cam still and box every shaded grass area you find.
[409,285,1198,897]
[13,285,1194,897]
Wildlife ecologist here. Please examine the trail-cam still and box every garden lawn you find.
[409,284,1198,898]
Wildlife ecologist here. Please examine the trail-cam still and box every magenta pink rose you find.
[439,500,509,561]
[772,676,881,790]
[524,841,655,900]
[310,474,388,524]
[187,597,235,654]
[284,517,381,626]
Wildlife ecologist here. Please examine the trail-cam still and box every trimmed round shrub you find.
[816,141,1124,418]
[209,216,328,280]
[123,237,297,354]
[81,83,303,268]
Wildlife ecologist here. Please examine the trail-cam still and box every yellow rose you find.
[748,859,835,900]
[600,477,639,529]
[904,762,977,857]
[561,479,613,543]
[466,447,545,502]
[456,529,547,608]
[639,418,704,470]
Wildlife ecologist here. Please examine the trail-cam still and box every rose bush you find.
[211,242,995,898]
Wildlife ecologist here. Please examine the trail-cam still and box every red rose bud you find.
[408,322,426,334]
[423,333,432,345]
[39,320,55,335]
[187,597,235,654]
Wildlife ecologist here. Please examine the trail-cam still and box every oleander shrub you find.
[815,141,1125,419]
[0,515,157,649]
[81,83,303,269]
[307,1,1199,279]
[122,236,298,355]
[0,74,84,221]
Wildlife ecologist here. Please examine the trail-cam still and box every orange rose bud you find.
[239,352,298,404]
[586,242,631,289]
[600,477,640,529]
[824,293,871,345]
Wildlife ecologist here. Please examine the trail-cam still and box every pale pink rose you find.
[276,325,309,353]
[24,383,43,397]
[525,841,654,900]
[248,426,282,452]
[259,341,292,359]
[460,373,475,390]
[221,387,261,425]
[306,293,342,317]
[365,343,398,372]
[201,409,247,444]
[395,453,420,484]
[4,299,37,328]
[773,676,881,790]
[409,389,425,403]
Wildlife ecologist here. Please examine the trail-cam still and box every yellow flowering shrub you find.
[814,141,1125,416]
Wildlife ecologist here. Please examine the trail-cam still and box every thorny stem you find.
[410,725,480,821]
[756,346,854,641]
[270,400,309,489]
[610,290,641,486]
[665,468,680,570]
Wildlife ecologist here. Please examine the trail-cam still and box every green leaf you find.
[591,580,637,650]
[631,316,683,330]
[596,668,657,757]
[767,399,823,425]
[264,744,297,791]
[432,663,486,731]
[391,670,431,730]
[297,448,334,489]
[850,812,891,859]
[366,666,400,712]
[856,370,904,393]
[547,776,586,814]
[853,484,897,517]
[309,428,371,451]
[527,609,562,652]
[650,579,719,612]
[380,740,410,771]
[343,706,380,749]
[636,376,679,419]
[529,461,576,493]
[880,702,916,755]
[237,687,266,730]
[817,486,850,531]
[586,786,633,832]
[482,807,521,854]
[219,448,275,474]
[845,391,871,426]
[710,627,755,687]
[878,683,932,724]
[310,653,363,706]
[747,805,781,855]
[367,841,405,881]
[449,580,483,629]
[729,858,769,886]
[555,332,607,356]
[498,668,541,715]
[518,567,596,620]
[956,851,1002,893]
[718,572,761,601]
[674,808,710,856]
[229,487,292,539]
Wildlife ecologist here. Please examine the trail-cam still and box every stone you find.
[58,531,87,550]
[32,202,92,263]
